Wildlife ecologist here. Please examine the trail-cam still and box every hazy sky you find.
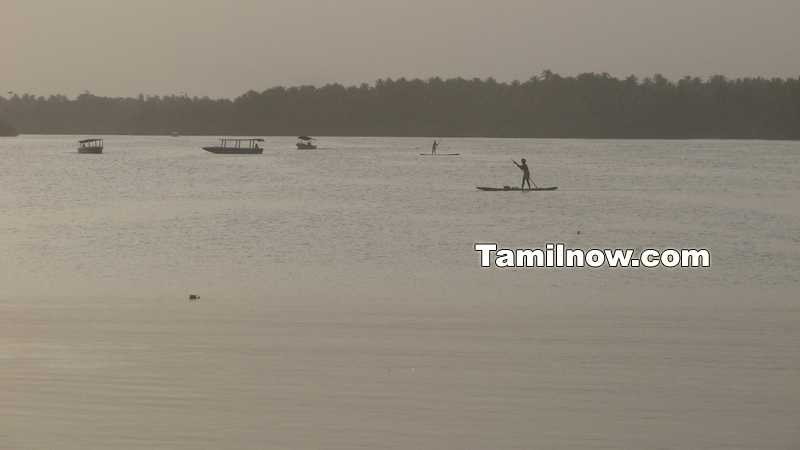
[3,0,799,98]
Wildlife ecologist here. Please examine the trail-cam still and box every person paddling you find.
[512,158,537,190]
[431,140,439,155]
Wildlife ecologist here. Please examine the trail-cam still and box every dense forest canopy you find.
[0,117,19,136]
[2,72,799,139]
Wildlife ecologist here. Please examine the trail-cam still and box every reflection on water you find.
[1,136,799,449]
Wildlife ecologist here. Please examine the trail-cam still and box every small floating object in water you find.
[189,294,200,301]
[577,230,581,235]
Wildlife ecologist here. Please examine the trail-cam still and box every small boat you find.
[420,153,460,156]
[296,136,317,150]
[170,131,180,137]
[78,138,103,154]
[477,186,558,191]
[203,138,264,154]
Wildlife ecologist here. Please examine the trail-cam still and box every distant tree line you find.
[1,71,799,139]
[0,117,18,136]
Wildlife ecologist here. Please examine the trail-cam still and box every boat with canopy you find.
[296,136,317,150]
[203,138,264,154]
[78,138,103,154]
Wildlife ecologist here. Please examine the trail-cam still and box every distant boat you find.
[203,138,264,154]
[170,131,180,137]
[78,138,103,154]
[296,136,317,150]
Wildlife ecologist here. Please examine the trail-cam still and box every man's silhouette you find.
[512,158,537,190]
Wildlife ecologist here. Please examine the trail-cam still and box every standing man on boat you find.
[431,140,439,155]
[512,158,537,190]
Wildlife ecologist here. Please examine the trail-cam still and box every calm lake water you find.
[1,136,799,449]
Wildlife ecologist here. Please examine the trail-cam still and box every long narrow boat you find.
[203,138,264,154]
[78,138,103,154]
[476,186,558,191]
